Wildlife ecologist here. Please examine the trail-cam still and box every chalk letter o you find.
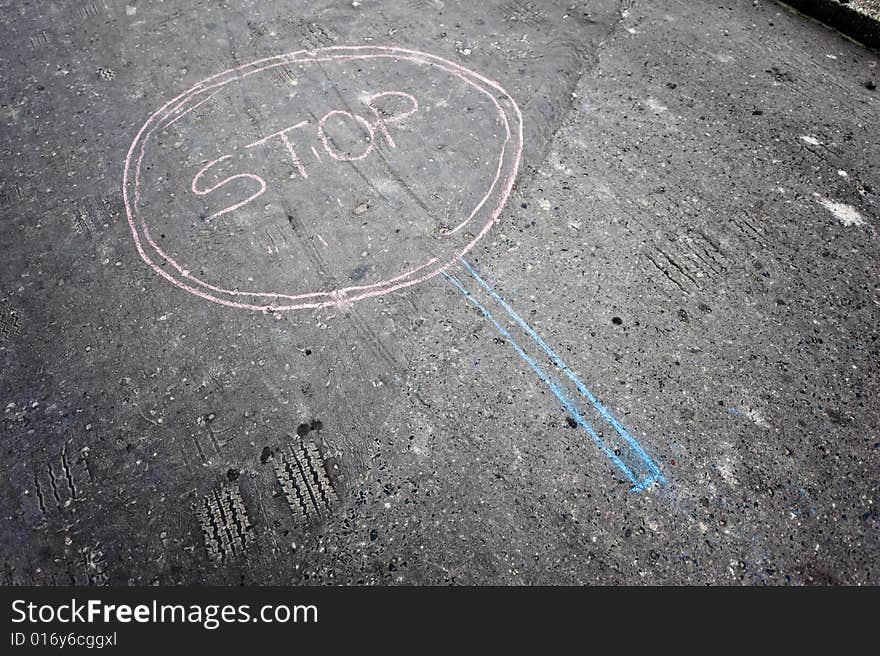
[317,111,374,161]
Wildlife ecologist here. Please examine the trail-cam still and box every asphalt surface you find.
[1,0,877,585]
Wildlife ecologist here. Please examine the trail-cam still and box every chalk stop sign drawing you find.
[123,46,664,491]
[124,45,520,310]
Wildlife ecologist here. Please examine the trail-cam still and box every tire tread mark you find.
[60,445,78,500]
[34,470,47,517]
[659,248,699,287]
[197,485,253,562]
[46,463,63,509]
[275,441,338,523]
[302,442,338,509]
[289,445,322,517]
[274,453,311,520]
[644,251,689,295]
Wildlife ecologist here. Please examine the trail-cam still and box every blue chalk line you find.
[445,257,665,491]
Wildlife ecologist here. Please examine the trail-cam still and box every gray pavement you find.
[0,0,877,585]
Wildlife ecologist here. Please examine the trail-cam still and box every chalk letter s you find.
[191,155,267,222]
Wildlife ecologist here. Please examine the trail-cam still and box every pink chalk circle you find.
[122,46,523,311]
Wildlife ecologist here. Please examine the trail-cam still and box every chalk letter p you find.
[366,92,419,149]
